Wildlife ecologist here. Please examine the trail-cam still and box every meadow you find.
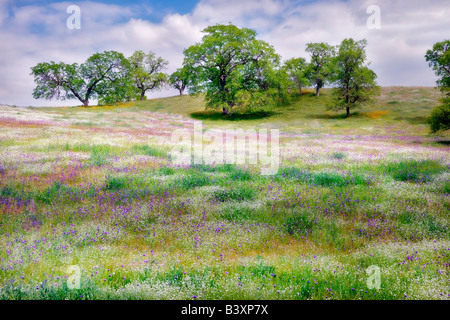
[0,87,448,300]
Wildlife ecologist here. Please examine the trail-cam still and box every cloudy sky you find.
[0,0,449,107]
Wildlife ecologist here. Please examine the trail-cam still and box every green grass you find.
[212,186,255,202]
[284,213,317,236]
[174,174,212,190]
[275,167,372,187]
[331,152,346,160]
[220,205,254,221]
[132,145,168,158]
[104,176,127,191]
[0,87,449,301]
[380,159,446,183]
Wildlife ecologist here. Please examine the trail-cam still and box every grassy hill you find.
[40,86,449,138]
[0,86,448,300]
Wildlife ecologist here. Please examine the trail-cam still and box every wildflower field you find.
[0,87,449,300]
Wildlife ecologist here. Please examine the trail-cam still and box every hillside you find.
[0,86,448,300]
[34,86,449,138]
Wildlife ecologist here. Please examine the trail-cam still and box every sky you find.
[0,0,449,107]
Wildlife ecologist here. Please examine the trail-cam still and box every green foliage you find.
[182,24,285,115]
[429,97,450,133]
[305,42,335,96]
[30,51,129,106]
[381,159,445,183]
[328,38,380,117]
[161,265,185,286]
[425,40,450,93]
[30,50,168,106]
[169,67,191,95]
[283,57,311,95]
[235,86,290,113]
[425,40,450,133]
[127,50,168,101]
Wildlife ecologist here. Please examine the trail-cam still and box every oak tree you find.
[305,42,335,96]
[328,38,379,118]
[182,24,282,115]
[31,51,128,106]
[128,50,168,101]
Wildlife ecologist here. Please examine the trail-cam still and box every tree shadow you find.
[436,140,450,146]
[190,110,278,121]
[306,112,361,120]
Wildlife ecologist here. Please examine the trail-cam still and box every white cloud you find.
[0,0,448,107]
[192,0,285,27]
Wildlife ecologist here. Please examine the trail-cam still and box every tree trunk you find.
[140,92,146,101]
[346,107,350,118]
[316,85,320,96]
[223,101,235,116]
[83,99,89,107]
[299,87,302,96]
[179,88,184,95]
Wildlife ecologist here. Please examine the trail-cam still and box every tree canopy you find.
[30,25,386,117]
[305,42,335,96]
[283,57,311,95]
[182,24,285,115]
[428,97,450,133]
[128,50,168,101]
[169,67,191,96]
[31,50,168,106]
[425,40,450,95]
[328,38,379,118]
[31,51,127,106]
[426,40,450,133]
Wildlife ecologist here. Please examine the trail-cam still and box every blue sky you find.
[8,0,199,20]
[0,0,449,106]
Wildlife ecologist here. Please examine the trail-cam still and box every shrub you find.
[429,97,450,133]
